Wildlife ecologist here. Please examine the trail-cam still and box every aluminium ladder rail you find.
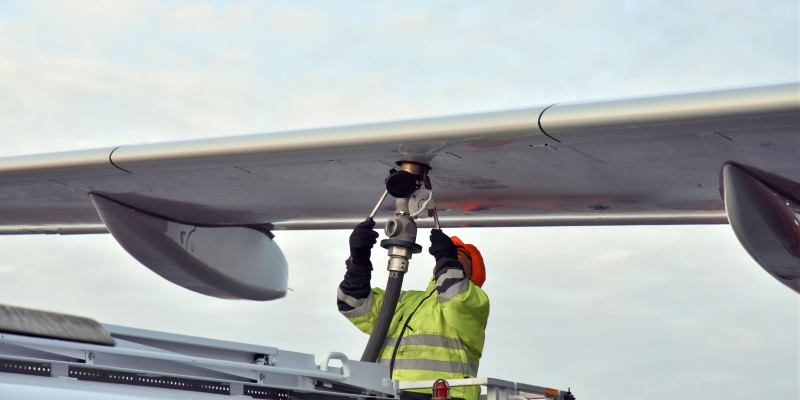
[0,323,572,399]
[0,323,396,399]
[400,378,571,400]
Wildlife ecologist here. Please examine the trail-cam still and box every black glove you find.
[429,229,457,262]
[349,219,379,267]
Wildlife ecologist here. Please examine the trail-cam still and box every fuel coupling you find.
[382,198,423,272]
[380,161,431,273]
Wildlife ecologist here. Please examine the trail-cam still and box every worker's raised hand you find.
[349,218,380,267]
[429,229,457,262]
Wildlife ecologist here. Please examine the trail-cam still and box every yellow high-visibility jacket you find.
[338,258,490,400]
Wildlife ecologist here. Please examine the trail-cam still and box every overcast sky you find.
[0,1,798,399]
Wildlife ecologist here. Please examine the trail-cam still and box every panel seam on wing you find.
[537,103,561,143]
[109,146,132,174]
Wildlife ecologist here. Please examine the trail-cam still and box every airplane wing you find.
[1,82,798,298]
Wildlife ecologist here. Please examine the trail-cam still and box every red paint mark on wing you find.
[465,139,513,149]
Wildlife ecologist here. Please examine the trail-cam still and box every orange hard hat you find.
[450,236,485,288]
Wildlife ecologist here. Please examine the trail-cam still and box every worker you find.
[337,219,489,400]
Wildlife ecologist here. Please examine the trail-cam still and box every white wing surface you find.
[1,82,798,298]
[1,82,796,233]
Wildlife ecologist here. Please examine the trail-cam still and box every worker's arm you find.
[434,258,489,333]
[429,230,490,341]
[337,219,385,334]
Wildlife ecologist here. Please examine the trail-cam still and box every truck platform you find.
[0,306,572,400]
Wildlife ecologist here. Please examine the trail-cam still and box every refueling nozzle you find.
[384,161,427,198]
[380,162,431,272]
[360,161,432,363]
[381,200,423,272]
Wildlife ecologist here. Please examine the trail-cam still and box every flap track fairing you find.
[90,195,288,301]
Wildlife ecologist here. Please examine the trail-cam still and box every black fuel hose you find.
[360,271,404,362]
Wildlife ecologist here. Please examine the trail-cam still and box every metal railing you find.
[0,324,396,399]
[400,377,570,400]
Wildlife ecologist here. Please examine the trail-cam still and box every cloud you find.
[0,226,795,400]
[1,0,795,156]
[0,1,797,399]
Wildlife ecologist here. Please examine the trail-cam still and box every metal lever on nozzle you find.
[368,190,389,220]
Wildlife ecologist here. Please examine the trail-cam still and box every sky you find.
[0,1,798,399]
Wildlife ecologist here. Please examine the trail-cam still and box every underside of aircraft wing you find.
[1,82,797,232]
[1,82,798,298]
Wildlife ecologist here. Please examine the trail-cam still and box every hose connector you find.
[387,255,409,272]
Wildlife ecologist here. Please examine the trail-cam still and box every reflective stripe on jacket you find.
[338,258,490,400]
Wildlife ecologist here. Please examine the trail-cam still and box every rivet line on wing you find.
[537,103,561,143]
[109,146,132,173]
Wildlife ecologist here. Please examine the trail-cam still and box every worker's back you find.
[338,221,489,400]
[346,278,488,400]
